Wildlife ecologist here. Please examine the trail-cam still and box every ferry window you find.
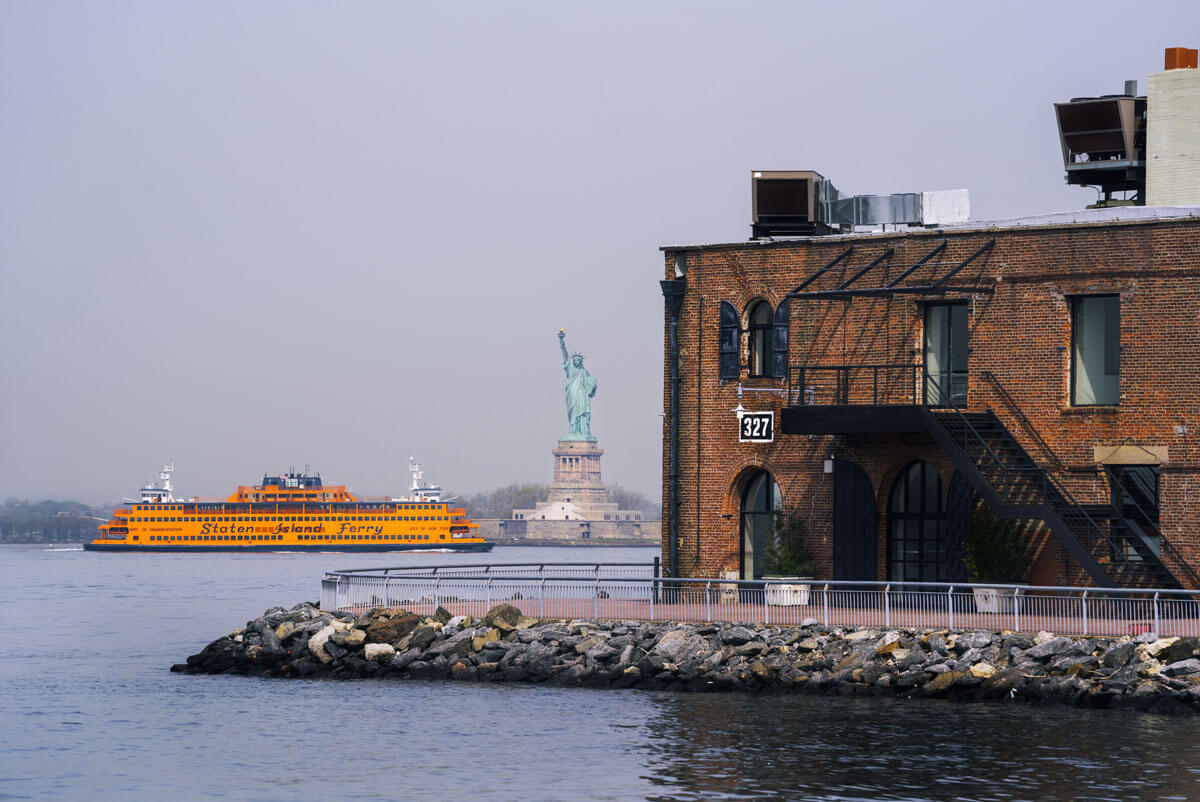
[1072,295,1119,405]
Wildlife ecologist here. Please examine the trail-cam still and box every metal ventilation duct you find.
[751,171,969,238]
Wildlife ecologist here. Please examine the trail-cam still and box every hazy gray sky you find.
[1,2,1194,503]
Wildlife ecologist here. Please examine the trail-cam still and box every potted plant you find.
[762,507,815,606]
[964,502,1034,613]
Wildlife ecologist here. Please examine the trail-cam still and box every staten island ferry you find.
[85,461,493,553]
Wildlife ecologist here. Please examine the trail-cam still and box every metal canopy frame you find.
[787,239,996,300]
[787,246,854,295]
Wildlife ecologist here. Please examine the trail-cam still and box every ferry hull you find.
[83,541,495,553]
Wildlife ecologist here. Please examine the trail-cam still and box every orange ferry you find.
[85,461,492,553]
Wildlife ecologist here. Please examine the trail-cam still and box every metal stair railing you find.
[1101,465,1198,589]
[920,373,1128,587]
[980,370,1186,588]
[981,371,1067,473]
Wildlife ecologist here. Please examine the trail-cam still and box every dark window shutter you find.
[719,300,741,379]
[771,299,790,378]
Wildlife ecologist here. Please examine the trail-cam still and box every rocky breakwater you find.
[173,602,1200,714]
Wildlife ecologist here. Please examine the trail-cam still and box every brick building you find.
[658,207,1200,589]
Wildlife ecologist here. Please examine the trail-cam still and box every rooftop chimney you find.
[1164,46,1198,70]
[1147,46,1200,205]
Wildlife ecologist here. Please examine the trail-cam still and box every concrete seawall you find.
[172,602,1200,715]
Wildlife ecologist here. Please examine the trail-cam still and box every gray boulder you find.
[409,625,438,651]
[1026,637,1076,660]
[1162,658,1200,677]
[1165,637,1200,664]
[1101,641,1135,667]
[722,627,756,646]
[956,631,993,651]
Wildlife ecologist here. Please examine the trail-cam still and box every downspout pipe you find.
[661,276,687,579]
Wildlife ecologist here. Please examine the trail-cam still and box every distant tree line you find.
[0,499,109,543]
[448,483,661,521]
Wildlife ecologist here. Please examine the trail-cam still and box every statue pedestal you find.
[511,438,645,527]
[548,440,607,508]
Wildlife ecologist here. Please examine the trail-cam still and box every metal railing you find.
[320,565,1200,638]
[980,370,1066,473]
[787,363,922,407]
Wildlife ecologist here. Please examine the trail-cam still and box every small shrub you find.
[964,502,1034,584]
[762,507,814,577]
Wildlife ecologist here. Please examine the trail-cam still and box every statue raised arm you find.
[557,329,597,441]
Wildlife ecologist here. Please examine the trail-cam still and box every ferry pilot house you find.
[659,210,1200,592]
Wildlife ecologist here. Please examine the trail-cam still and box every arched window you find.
[740,470,781,579]
[720,299,790,380]
[747,301,773,377]
[888,461,948,582]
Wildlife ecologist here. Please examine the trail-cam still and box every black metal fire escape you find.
[782,240,1196,590]
[920,373,1193,589]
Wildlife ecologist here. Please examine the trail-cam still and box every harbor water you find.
[2,544,1198,801]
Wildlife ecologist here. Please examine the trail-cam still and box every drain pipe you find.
[661,273,687,579]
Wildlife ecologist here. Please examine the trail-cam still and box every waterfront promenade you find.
[320,564,1200,639]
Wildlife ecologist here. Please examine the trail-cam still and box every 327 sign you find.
[738,411,774,443]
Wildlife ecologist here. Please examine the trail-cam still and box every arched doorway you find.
[888,461,949,582]
[740,470,780,580]
[833,459,876,581]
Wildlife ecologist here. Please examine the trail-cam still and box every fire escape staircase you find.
[921,373,1195,590]
[780,241,1195,589]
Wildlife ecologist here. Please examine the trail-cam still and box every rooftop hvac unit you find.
[1054,85,1147,204]
[751,170,839,237]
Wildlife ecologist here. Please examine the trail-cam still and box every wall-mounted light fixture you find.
[674,253,687,279]
[823,456,834,474]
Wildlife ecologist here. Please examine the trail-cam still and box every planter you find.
[972,586,1017,614]
[764,577,812,606]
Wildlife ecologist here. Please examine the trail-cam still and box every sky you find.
[1,2,1196,504]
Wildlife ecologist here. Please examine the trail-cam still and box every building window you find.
[1110,465,1160,558]
[924,302,968,407]
[1071,295,1119,405]
[747,300,773,377]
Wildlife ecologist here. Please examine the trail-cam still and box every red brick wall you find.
[660,217,1200,587]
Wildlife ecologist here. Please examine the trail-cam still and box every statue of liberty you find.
[558,329,597,441]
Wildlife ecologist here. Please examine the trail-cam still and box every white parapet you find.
[1147,66,1200,206]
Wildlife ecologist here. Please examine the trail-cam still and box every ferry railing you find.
[321,568,1200,638]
